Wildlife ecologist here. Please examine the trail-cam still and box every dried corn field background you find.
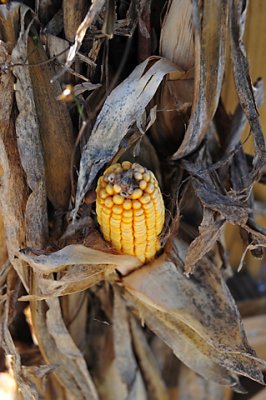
[1,0,266,399]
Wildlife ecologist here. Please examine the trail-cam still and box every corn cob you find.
[96,162,165,263]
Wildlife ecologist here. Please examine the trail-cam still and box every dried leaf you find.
[130,316,169,400]
[0,289,37,398]
[27,36,74,210]
[184,208,225,274]
[63,0,88,42]
[74,57,178,215]
[10,5,48,247]
[64,0,105,71]
[0,210,7,267]
[191,176,248,225]
[178,364,236,400]
[160,0,194,70]
[113,290,146,399]
[122,250,266,386]
[45,297,99,399]
[19,264,112,301]
[0,41,29,290]
[230,0,266,179]
[171,1,229,159]
[17,243,141,274]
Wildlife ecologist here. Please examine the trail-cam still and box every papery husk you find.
[26,34,74,210]
[178,363,234,400]
[0,273,38,399]
[170,0,229,159]
[64,0,105,72]
[160,0,194,71]
[0,40,30,290]
[17,243,141,300]
[121,242,266,388]
[0,192,8,268]
[129,316,169,400]
[87,287,147,400]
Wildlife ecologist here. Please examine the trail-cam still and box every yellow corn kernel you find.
[142,172,150,182]
[140,193,151,204]
[123,209,133,218]
[104,197,113,208]
[123,199,132,210]
[113,184,122,194]
[145,183,155,194]
[113,194,124,205]
[122,161,132,170]
[106,184,114,195]
[131,189,143,200]
[132,200,141,210]
[96,162,164,262]
[139,180,147,190]
[99,189,108,199]
[113,205,123,214]
[134,172,143,181]
[133,208,144,216]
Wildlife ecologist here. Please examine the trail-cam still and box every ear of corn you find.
[96,162,165,263]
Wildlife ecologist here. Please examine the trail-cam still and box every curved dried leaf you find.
[160,0,194,70]
[230,0,266,178]
[0,41,29,290]
[17,244,141,274]
[125,289,240,388]
[74,57,178,215]
[113,291,147,399]
[65,0,105,71]
[45,297,98,399]
[19,264,112,301]
[63,0,88,42]
[11,5,48,247]
[178,364,238,400]
[122,251,265,385]
[184,208,225,274]
[130,317,169,400]
[171,0,229,159]
[26,36,74,210]
[0,286,37,399]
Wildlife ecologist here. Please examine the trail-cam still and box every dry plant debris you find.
[0,1,266,399]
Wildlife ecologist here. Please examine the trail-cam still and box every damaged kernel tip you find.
[96,162,165,263]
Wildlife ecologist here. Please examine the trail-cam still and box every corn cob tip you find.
[96,162,165,263]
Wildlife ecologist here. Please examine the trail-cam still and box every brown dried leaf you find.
[0,41,29,290]
[74,57,178,215]
[171,0,229,159]
[130,316,169,400]
[122,250,266,387]
[178,364,235,400]
[160,0,194,71]
[64,0,105,71]
[0,3,20,47]
[19,264,113,301]
[45,297,98,399]
[17,243,141,274]
[184,208,225,274]
[26,36,74,210]
[60,292,89,349]
[113,290,147,399]
[0,211,7,268]
[191,176,248,225]
[0,287,38,398]
[230,0,266,179]
[10,5,48,248]
[63,0,88,42]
